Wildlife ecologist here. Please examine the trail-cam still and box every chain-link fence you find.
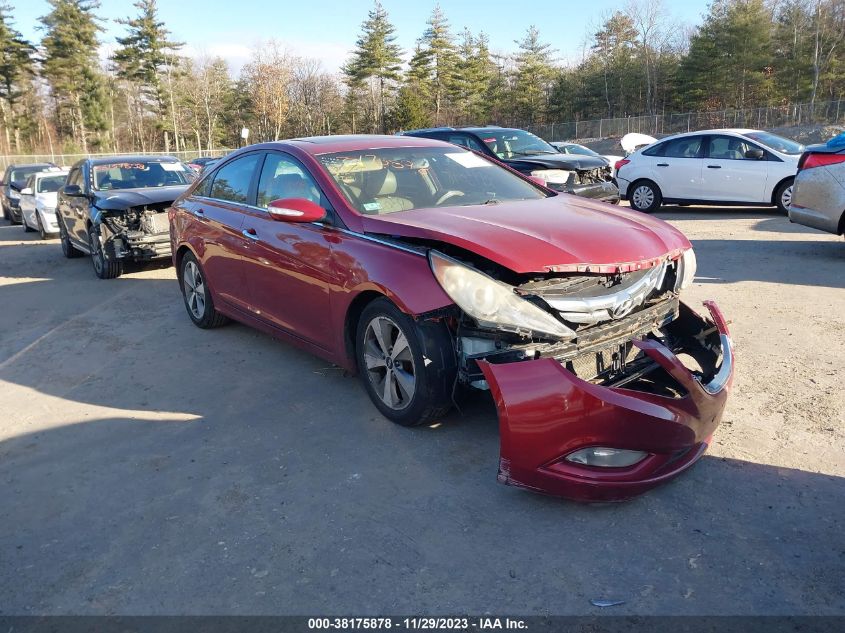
[523,98,845,141]
[0,149,231,174]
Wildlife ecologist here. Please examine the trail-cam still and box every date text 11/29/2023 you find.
[307,617,528,630]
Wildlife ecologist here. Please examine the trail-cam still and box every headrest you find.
[362,169,397,196]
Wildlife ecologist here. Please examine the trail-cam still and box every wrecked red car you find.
[169,135,733,502]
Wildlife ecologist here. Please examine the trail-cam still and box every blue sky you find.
[11,0,710,73]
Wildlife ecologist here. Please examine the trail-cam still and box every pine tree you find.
[343,1,403,133]
[415,5,458,124]
[0,3,35,152]
[679,0,773,110]
[40,0,112,152]
[513,26,556,125]
[453,29,494,124]
[113,0,183,150]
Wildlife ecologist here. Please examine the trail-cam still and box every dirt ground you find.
[1,205,843,615]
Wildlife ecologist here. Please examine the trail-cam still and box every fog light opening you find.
[565,447,649,468]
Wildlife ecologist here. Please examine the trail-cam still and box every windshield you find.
[564,144,601,157]
[478,129,558,158]
[317,147,548,215]
[37,174,68,193]
[744,132,804,155]
[10,166,48,188]
[93,161,193,191]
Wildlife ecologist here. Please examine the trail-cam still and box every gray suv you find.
[789,135,845,237]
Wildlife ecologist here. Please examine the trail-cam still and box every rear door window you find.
[662,137,704,159]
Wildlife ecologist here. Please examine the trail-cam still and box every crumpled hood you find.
[93,186,189,211]
[361,196,691,274]
[506,153,608,171]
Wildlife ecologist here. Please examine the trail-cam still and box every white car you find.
[615,129,802,213]
[20,168,69,238]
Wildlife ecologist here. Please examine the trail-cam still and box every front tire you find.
[37,214,48,240]
[774,178,794,214]
[629,180,662,213]
[59,218,83,258]
[355,297,456,426]
[89,225,123,279]
[179,251,229,328]
[23,214,34,232]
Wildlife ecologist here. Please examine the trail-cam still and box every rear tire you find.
[59,218,83,258]
[179,251,229,328]
[774,178,794,214]
[89,225,123,279]
[628,180,662,213]
[355,297,456,426]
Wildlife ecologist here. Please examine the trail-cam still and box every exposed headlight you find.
[676,248,697,290]
[565,447,648,468]
[429,251,576,340]
[530,169,571,185]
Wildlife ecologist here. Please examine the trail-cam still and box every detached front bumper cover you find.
[479,300,733,502]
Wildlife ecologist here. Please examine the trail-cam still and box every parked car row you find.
[16,126,844,501]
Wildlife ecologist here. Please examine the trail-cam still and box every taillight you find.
[799,152,845,170]
[615,159,630,171]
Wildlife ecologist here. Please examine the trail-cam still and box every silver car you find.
[789,135,845,237]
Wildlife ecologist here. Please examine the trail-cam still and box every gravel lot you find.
[1,205,843,615]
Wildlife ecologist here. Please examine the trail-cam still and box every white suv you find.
[616,129,802,213]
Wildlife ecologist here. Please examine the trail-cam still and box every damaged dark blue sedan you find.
[57,155,194,279]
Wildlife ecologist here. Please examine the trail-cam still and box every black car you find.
[57,156,194,279]
[2,162,56,223]
[187,156,221,171]
[399,126,619,203]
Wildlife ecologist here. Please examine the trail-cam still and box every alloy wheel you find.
[781,184,793,209]
[183,260,206,319]
[362,315,416,411]
[632,184,654,210]
[89,231,103,275]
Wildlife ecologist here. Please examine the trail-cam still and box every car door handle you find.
[193,208,208,221]
[656,163,669,167]
[242,228,259,241]
[707,165,722,169]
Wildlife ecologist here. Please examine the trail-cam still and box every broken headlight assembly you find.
[529,169,571,187]
[676,247,697,290]
[429,251,576,340]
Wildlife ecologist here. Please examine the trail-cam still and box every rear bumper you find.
[479,301,733,502]
[789,170,845,234]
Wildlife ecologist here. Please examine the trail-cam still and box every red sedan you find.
[169,135,733,502]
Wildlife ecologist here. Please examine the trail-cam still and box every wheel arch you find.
[770,175,794,206]
[343,290,388,371]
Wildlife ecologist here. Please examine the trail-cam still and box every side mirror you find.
[745,148,765,160]
[267,198,326,223]
[62,184,84,197]
[20,187,32,195]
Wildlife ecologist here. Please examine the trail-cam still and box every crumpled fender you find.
[479,301,733,502]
